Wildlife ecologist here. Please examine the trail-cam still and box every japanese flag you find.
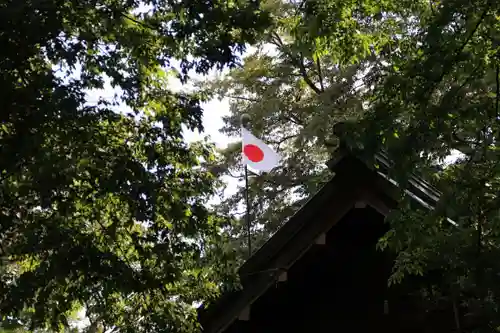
[241,127,281,172]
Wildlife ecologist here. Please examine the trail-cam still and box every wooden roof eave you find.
[201,154,385,333]
[239,153,375,278]
[199,148,456,333]
[371,152,457,226]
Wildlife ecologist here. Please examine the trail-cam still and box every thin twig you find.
[226,95,260,102]
[270,32,322,94]
[316,55,325,91]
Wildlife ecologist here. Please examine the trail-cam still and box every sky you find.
[84,66,233,148]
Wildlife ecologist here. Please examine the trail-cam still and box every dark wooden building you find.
[199,144,457,333]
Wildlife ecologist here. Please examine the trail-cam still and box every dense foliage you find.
[361,0,500,330]
[0,0,270,332]
[204,0,429,258]
[3,0,500,331]
[206,0,500,331]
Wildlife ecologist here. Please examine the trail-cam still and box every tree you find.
[203,0,428,259]
[0,0,271,331]
[207,0,500,330]
[337,0,500,330]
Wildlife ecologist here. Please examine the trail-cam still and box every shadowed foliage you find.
[0,0,271,332]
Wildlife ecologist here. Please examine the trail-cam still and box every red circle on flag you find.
[243,144,264,162]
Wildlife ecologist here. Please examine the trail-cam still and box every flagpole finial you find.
[240,113,251,128]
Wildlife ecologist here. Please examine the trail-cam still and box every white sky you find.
[84,65,234,149]
[167,69,235,148]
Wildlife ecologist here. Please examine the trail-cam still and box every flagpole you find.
[244,165,251,257]
[241,113,252,258]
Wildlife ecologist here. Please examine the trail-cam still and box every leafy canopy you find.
[0,0,271,332]
[203,0,428,255]
[207,0,500,330]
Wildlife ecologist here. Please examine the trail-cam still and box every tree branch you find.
[296,52,323,94]
[429,0,436,15]
[282,114,304,126]
[270,32,322,95]
[226,169,243,179]
[452,131,480,148]
[267,134,299,146]
[316,56,325,91]
[314,38,325,91]
[424,3,491,99]
[452,294,462,333]
[495,64,499,121]
[226,95,259,102]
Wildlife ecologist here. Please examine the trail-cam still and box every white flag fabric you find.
[241,127,281,172]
